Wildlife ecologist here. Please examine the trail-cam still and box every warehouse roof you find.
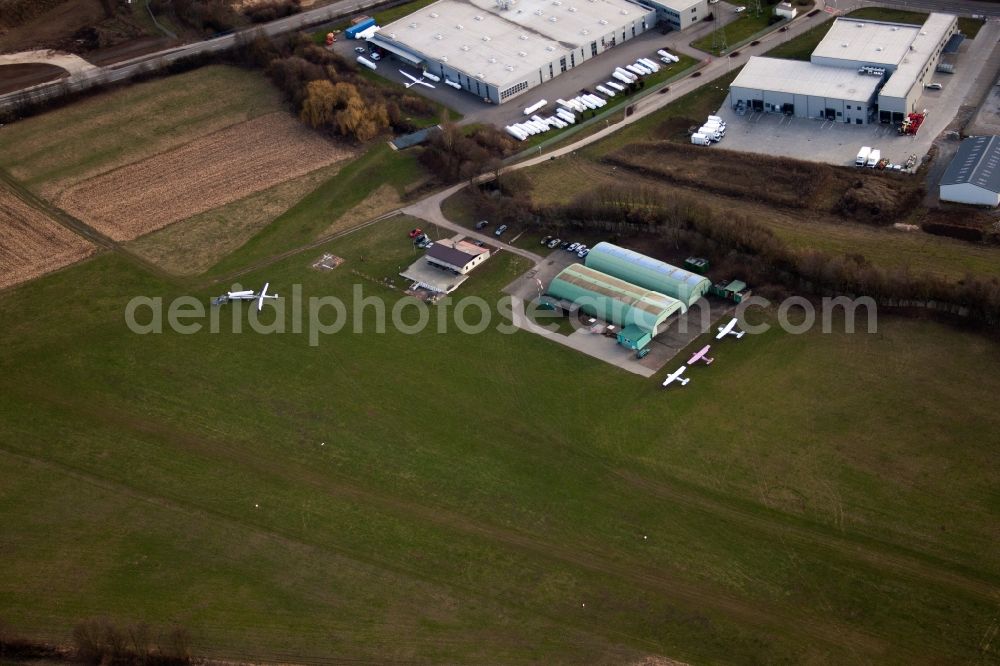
[548,264,682,319]
[941,135,1000,193]
[880,13,956,99]
[375,0,650,91]
[731,56,881,103]
[811,17,921,67]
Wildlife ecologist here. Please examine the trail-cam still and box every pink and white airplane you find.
[716,317,745,340]
[662,365,689,388]
[688,345,714,365]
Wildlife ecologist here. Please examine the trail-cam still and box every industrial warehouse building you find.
[585,242,710,308]
[546,264,684,336]
[652,0,707,31]
[729,13,957,124]
[939,136,1000,207]
[369,0,661,105]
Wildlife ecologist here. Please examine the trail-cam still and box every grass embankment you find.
[764,17,832,60]
[208,142,425,274]
[1,215,999,663]
[691,3,786,56]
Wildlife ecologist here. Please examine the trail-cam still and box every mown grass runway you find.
[1,216,999,663]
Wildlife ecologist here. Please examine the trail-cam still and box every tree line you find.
[502,182,1000,325]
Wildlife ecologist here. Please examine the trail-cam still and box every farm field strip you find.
[0,182,94,290]
[57,113,354,242]
[0,65,285,196]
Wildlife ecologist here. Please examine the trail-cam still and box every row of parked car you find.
[541,235,590,258]
[409,227,434,249]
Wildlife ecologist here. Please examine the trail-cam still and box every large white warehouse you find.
[369,0,657,104]
[728,13,957,125]
[939,136,1000,207]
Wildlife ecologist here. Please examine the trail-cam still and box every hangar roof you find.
[941,135,1000,193]
[731,56,881,103]
[375,0,651,91]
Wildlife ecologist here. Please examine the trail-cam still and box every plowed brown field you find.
[0,186,94,289]
[57,113,352,241]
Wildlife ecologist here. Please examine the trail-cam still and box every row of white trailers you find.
[504,51,680,141]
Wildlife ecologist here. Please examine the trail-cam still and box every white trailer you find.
[691,133,711,146]
[612,71,634,85]
[867,149,881,168]
[505,126,528,141]
[596,85,615,97]
[856,146,871,166]
[356,56,377,70]
[638,58,660,71]
[626,64,646,76]
[607,81,625,91]
[444,78,461,89]
[615,67,637,81]
[556,109,576,123]
[657,49,679,63]
[523,99,548,116]
[707,115,723,123]
[421,70,440,82]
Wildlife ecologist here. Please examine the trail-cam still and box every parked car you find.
[560,241,570,249]
[355,46,366,54]
[567,242,580,252]
[495,224,508,236]
[734,6,745,13]
[475,220,489,230]
[540,235,552,245]
[925,83,943,90]
[577,248,590,258]
[474,240,485,247]
[370,52,381,61]
[409,228,423,238]
[547,238,561,248]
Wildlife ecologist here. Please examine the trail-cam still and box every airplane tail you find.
[680,378,690,385]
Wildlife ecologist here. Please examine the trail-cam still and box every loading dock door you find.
[824,108,836,120]
[751,99,763,112]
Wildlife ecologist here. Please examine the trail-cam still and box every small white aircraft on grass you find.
[662,365,690,388]
[215,282,279,311]
[688,345,714,365]
[400,70,435,89]
[716,317,745,340]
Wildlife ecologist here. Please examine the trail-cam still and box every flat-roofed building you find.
[648,0,707,31]
[730,56,882,124]
[370,0,656,105]
[727,13,957,124]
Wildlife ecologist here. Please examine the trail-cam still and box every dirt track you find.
[0,184,93,289]
[57,113,353,242]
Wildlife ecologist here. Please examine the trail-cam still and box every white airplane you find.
[662,365,690,388]
[399,70,435,89]
[688,345,714,365]
[218,283,279,311]
[716,317,745,340]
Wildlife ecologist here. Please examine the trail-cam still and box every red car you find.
[408,228,423,238]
